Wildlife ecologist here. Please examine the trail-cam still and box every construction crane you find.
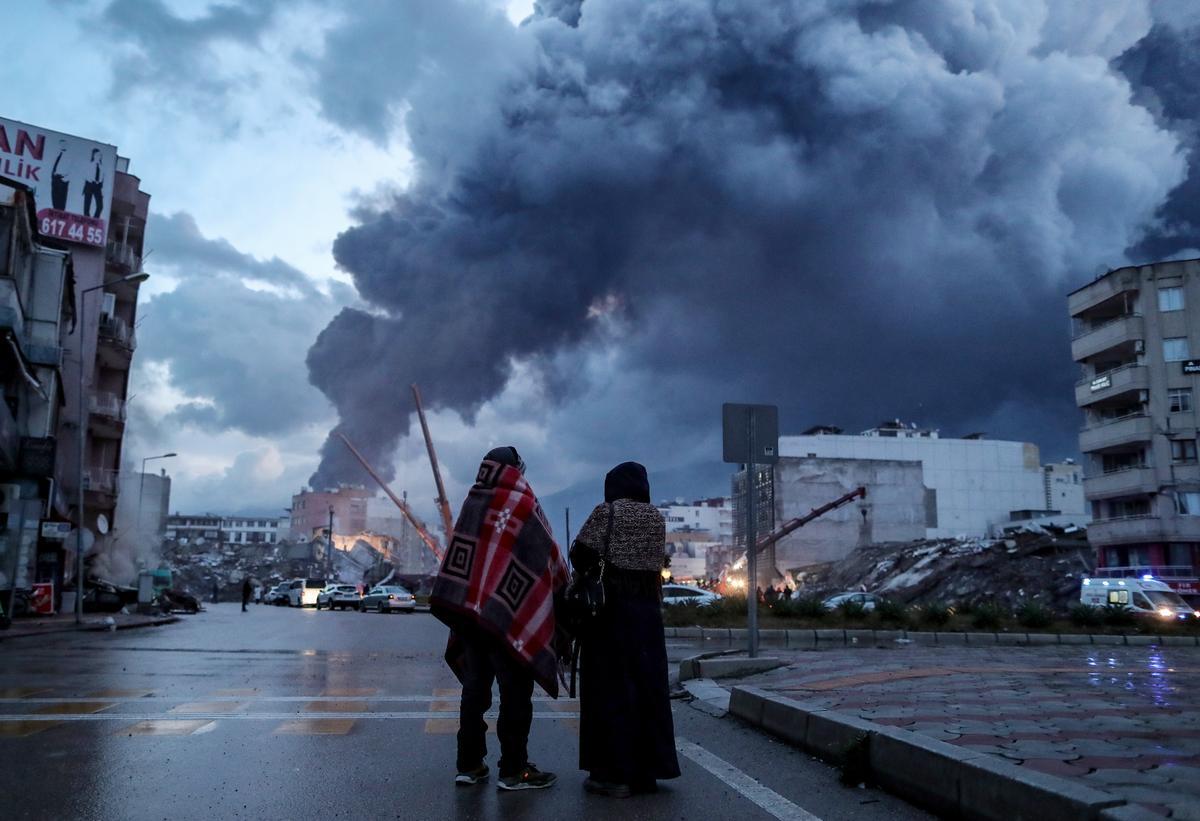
[337,433,444,562]
[722,486,867,593]
[755,486,868,553]
[411,384,456,544]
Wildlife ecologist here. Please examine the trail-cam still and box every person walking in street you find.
[571,461,681,798]
[430,446,568,792]
[241,578,252,613]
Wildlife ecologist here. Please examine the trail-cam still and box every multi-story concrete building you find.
[165,514,222,545]
[1069,258,1200,596]
[779,423,1086,537]
[221,516,281,546]
[164,514,282,548]
[289,486,370,541]
[0,119,151,601]
[0,177,76,604]
[657,497,733,543]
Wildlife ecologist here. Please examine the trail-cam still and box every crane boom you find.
[411,384,456,544]
[755,486,867,553]
[336,432,444,561]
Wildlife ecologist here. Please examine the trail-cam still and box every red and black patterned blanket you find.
[430,458,569,696]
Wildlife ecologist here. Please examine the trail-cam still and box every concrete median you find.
[729,684,1140,821]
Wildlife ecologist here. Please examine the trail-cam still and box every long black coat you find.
[573,502,680,784]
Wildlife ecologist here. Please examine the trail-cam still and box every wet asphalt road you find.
[0,604,930,820]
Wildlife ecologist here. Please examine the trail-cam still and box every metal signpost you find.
[722,403,779,658]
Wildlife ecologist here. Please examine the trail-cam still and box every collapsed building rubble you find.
[794,526,1094,611]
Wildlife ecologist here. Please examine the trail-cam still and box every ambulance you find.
[1080,576,1199,620]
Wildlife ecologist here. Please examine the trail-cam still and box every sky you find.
[6,0,1200,529]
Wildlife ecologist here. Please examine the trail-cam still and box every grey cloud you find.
[149,212,319,296]
[98,0,278,102]
[1118,15,1200,262]
[139,212,344,438]
[304,0,1188,490]
[301,0,533,144]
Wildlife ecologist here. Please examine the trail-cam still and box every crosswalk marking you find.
[90,689,153,698]
[123,720,215,736]
[274,719,356,735]
[169,701,245,714]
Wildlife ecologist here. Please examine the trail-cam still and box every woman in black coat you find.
[571,462,681,797]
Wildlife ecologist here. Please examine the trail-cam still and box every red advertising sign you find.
[30,582,55,615]
[0,117,116,248]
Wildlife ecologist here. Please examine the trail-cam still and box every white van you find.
[287,578,327,607]
[1080,576,1197,620]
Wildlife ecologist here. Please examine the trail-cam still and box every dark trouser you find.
[457,632,534,777]
[241,599,248,612]
[83,182,103,218]
[51,176,68,210]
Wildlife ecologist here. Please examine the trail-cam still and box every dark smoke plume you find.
[306,0,1190,490]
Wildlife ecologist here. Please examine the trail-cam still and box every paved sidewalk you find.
[723,643,1200,818]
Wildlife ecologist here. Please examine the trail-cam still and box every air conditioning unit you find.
[1134,340,1145,354]
[1139,390,1149,403]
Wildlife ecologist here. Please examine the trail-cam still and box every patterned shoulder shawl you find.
[430,458,568,697]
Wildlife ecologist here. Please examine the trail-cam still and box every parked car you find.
[822,592,880,612]
[316,584,362,611]
[360,585,416,613]
[662,584,722,607]
[265,584,290,606]
[287,578,327,608]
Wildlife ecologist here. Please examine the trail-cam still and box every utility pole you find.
[327,506,334,580]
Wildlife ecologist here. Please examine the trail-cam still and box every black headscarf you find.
[484,446,525,474]
[604,461,650,504]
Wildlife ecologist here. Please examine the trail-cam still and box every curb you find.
[729,685,1132,821]
[678,650,784,681]
[0,614,181,641]
[662,626,1200,647]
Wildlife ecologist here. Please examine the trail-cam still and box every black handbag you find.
[560,502,614,637]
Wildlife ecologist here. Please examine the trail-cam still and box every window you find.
[1176,492,1200,515]
[1164,337,1191,362]
[1107,590,1129,605]
[1171,439,1197,464]
[1169,388,1193,413]
[1159,286,1185,312]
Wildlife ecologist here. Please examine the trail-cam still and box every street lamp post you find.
[137,452,176,549]
[75,272,149,625]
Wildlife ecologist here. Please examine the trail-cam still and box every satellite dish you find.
[96,514,110,535]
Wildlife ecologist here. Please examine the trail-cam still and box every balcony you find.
[87,391,125,438]
[1079,414,1154,453]
[1088,515,1200,545]
[105,241,141,274]
[83,467,120,504]
[1068,270,1139,317]
[97,314,136,369]
[1083,466,1158,499]
[1075,364,1148,407]
[1071,314,1143,362]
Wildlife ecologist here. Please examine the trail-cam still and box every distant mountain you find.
[539,460,734,541]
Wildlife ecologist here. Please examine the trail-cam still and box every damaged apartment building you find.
[0,118,151,612]
[733,421,1088,583]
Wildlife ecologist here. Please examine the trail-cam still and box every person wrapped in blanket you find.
[430,446,569,792]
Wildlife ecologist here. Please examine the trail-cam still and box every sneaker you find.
[455,764,489,786]
[584,776,632,798]
[498,763,557,791]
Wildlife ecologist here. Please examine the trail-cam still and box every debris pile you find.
[795,526,1094,611]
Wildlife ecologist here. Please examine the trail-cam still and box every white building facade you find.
[779,424,1088,539]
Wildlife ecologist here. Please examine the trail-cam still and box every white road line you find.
[0,696,576,704]
[0,712,579,721]
[675,737,822,821]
